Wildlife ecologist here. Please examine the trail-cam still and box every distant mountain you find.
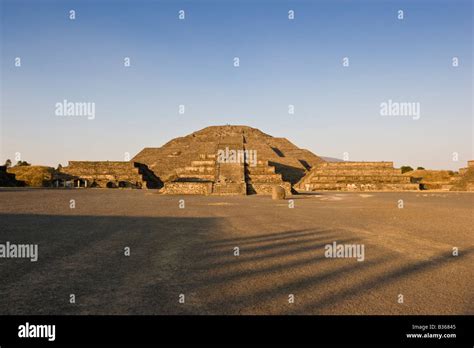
[320,156,344,162]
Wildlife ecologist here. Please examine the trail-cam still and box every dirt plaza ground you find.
[0,188,472,315]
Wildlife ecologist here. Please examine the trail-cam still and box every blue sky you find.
[1,0,472,169]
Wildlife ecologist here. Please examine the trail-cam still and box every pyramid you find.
[132,125,323,195]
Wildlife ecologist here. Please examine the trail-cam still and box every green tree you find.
[416,166,425,170]
[4,159,12,168]
[401,166,414,174]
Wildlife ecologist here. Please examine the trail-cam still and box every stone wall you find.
[246,160,292,195]
[406,169,458,191]
[57,161,157,188]
[450,161,474,191]
[162,182,213,195]
[296,162,419,191]
[7,166,54,187]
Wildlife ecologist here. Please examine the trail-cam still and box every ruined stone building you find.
[54,161,161,189]
[451,160,474,191]
[7,125,473,194]
[295,161,419,191]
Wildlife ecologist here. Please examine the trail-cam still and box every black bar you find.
[0,315,472,345]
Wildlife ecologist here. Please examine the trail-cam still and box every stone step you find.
[247,174,283,183]
[191,160,215,166]
[199,153,217,159]
[310,176,410,182]
[246,166,275,174]
[319,162,394,168]
[310,173,406,177]
[310,180,412,185]
[176,174,215,181]
[65,174,144,181]
[303,183,419,190]
[212,182,246,195]
[182,166,215,173]
[310,170,401,175]
[162,182,213,195]
[256,160,270,166]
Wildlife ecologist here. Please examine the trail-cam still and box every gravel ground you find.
[0,188,472,315]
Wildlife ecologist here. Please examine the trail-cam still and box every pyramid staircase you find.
[211,137,247,195]
[161,154,217,195]
[161,137,292,195]
[245,160,291,195]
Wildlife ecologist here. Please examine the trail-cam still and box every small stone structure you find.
[451,160,474,191]
[405,169,458,191]
[295,161,419,191]
[459,160,474,175]
[55,161,161,189]
[272,185,286,200]
[7,166,54,187]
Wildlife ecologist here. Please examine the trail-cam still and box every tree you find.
[416,166,425,170]
[401,166,414,174]
[4,159,12,168]
[57,163,63,171]
[15,160,31,167]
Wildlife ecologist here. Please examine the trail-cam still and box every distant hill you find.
[320,156,344,162]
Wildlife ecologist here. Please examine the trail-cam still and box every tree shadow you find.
[208,228,324,245]
[195,235,362,294]
[1,212,469,315]
[0,213,218,315]
[298,247,474,313]
[199,234,344,268]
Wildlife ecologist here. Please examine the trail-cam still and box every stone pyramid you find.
[132,125,323,195]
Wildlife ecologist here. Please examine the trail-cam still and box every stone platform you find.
[451,160,474,191]
[56,161,161,189]
[296,161,419,191]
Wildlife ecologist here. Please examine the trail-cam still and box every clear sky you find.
[1,0,472,170]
